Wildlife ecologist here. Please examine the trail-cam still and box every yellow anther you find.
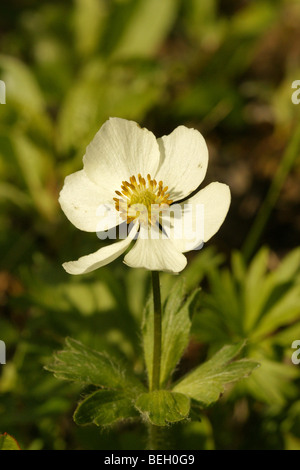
[114,173,172,225]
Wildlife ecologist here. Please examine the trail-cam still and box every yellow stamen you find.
[114,173,173,225]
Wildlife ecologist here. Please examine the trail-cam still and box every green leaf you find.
[272,247,300,283]
[0,54,45,113]
[11,132,56,220]
[135,390,190,426]
[172,342,259,407]
[29,277,117,315]
[0,182,31,209]
[272,321,300,347]
[243,247,270,331]
[244,356,300,407]
[0,433,20,450]
[183,247,224,292]
[74,390,138,426]
[45,337,144,393]
[160,285,200,388]
[57,61,164,154]
[110,0,180,59]
[73,0,107,57]
[193,247,300,346]
[142,279,199,389]
[202,268,243,335]
[252,284,300,340]
[232,1,278,37]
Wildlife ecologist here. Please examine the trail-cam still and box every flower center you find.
[113,173,173,225]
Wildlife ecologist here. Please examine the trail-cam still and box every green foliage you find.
[0,55,46,114]
[74,390,139,426]
[46,286,258,429]
[1,0,300,451]
[192,247,300,407]
[173,343,258,406]
[46,337,144,393]
[46,338,145,427]
[142,279,199,389]
[135,391,190,426]
[108,0,180,59]
[159,286,199,388]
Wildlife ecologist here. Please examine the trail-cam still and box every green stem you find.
[151,271,162,391]
[243,123,300,262]
[148,272,167,450]
[147,424,172,450]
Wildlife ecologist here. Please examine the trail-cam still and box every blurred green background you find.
[0,0,300,450]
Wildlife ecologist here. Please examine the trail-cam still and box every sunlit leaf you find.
[57,61,165,154]
[11,132,56,220]
[108,0,180,59]
[243,247,270,331]
[73,0,107,57]
[0,54,45,113]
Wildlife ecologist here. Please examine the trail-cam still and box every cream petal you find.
[155,126,208,201]
[123,225,187,274]
[59,169,121,232]
[63,222,139,275]
[162,182,231,253]
[83,117,160,191]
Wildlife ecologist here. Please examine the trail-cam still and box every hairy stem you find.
[147,424,172,450]
[151,271,162,391]
[147,271,166,450]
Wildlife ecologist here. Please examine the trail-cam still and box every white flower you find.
[59,117,231,275]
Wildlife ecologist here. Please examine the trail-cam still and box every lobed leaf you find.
[172,342,259,407]
[45,337,144,394]
[74,390,139,426]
